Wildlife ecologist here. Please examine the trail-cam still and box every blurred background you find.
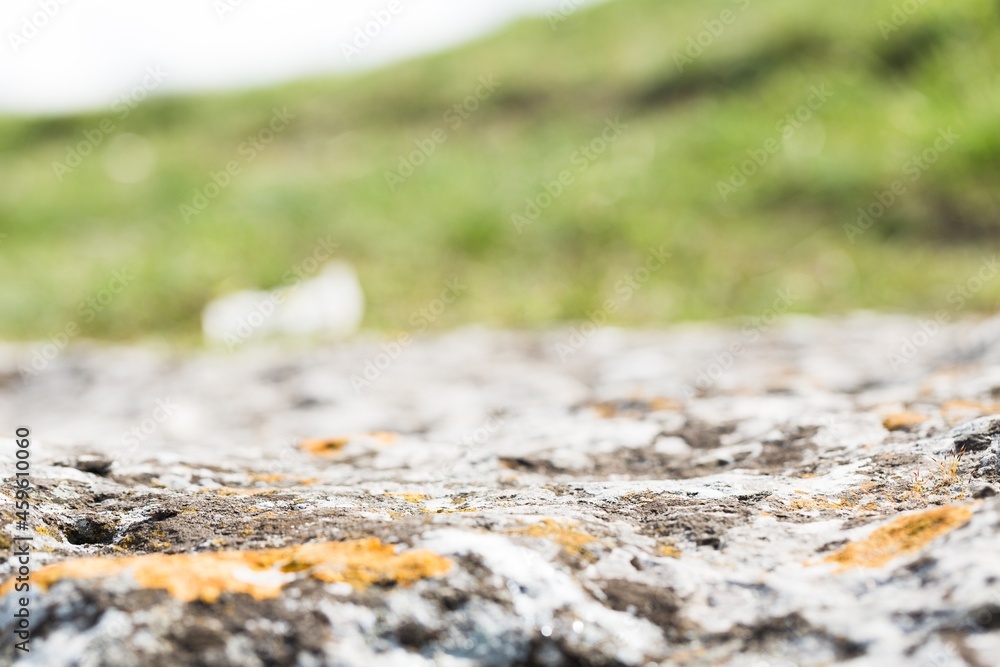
[1,0,998,342]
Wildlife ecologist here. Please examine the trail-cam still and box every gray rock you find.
[948,415,1000,453]
[971,482,998,498]
[2,314,999,666]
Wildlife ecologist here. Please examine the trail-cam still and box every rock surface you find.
[1,313,1000,666]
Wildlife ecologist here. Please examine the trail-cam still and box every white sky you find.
[0,0,597,115]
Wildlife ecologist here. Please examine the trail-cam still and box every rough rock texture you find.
[2,313,1000,666]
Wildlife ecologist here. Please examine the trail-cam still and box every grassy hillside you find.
[1,0,999,341]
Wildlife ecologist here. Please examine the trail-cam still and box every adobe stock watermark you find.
[844,127,959,243]
[179,107,295,222]
[673,0,752,71]
[917,588,1000,667]
[350,278,467,393]
[119,398,180,453]
[887,255,999,372]
[17,268,135,381]
[511,116,628,233]
[221,235,340,349]
[877,0,929,39]
[51,66,169,181]
[545,0,588,30]
[384,75,501,191]
[340,0,404,62]
[8,0,74,53]
[214,0,251,20]
[555,245,671,361]
[684,287,799,396]
[717,84,832,201]
[438,413,507,479]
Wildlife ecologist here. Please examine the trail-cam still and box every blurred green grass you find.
[1,0,999,341]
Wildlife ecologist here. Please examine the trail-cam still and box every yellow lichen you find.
[824,505,973,570]
[620,491,659,504]
[509,519,597,556]
[210,487,279,497]
[0,539,452,603]
[658,543,682,558]
[384,493,428,503]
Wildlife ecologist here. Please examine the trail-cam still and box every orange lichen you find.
[299,437,350,456]
[787,496,846,512]
[824,505,973,570]
[941,399,999,415]
[247,473,320,486]
[590,398,680,418]
[249,473,286,483]
[304,541,452,587]
[0,539,452,603]
[510,519,597,556]
[589,402,619,419]
[649,397,683,411]
[882,412,929,431]
[301,432,396,456]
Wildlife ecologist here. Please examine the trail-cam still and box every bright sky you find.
[0,0,597,115]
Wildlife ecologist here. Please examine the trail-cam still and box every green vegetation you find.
[1,0,998,341]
